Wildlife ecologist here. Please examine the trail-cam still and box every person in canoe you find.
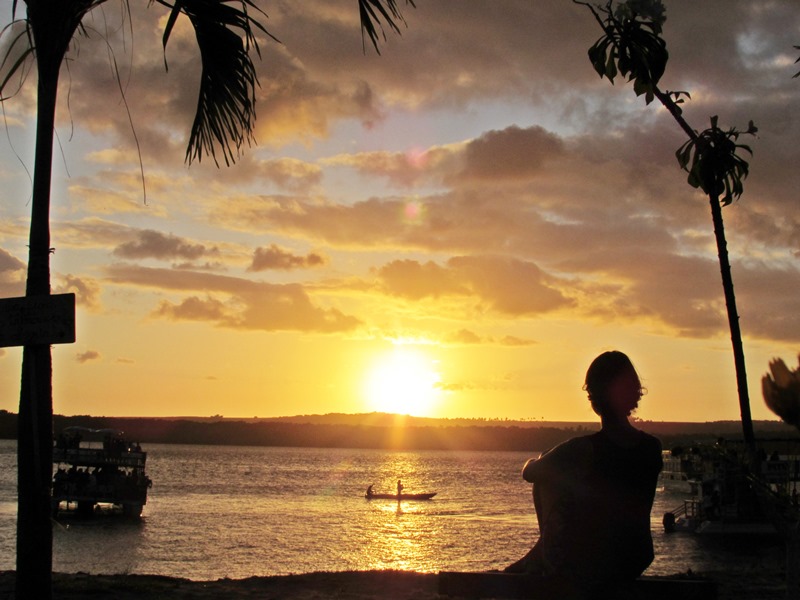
[505,350,663,595]
[397,480,404,497]
[366,484,374,498]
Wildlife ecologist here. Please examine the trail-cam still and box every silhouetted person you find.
[505,351,663,595]
[366,484,374,498]
[397,480,404,497]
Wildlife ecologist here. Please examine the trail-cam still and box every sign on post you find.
[0,293,76,347]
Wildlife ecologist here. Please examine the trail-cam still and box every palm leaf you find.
[0,21,35,99]
[358,0,415,54]
[154,0,274,166]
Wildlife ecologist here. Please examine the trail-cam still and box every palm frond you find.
[153,0,274,166]
[0,20,35,100]
[359,0,415,54]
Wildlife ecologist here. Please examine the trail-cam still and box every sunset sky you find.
[0,0,798,423]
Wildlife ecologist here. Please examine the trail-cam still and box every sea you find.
[0,439,781,580]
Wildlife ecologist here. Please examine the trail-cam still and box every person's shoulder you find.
[638,431,662,450]
[550,435,594,464]
[538,435,593,466]
[550,435,594,454]
[636,431,663,464]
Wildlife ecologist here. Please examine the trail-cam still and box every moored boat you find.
[662,439,800,537]
[52,427,151,518]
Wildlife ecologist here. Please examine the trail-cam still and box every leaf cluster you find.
[3,0,414,168]
[580,0,667,104]
[676,116,757,206]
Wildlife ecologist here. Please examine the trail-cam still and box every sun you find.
[363,347,441,416]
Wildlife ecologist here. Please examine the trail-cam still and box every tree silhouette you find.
[0,1,413,597]
[574,0,757,448]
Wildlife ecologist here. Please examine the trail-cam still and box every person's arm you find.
[522,437,593,483]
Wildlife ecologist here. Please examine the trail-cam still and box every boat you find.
[365,492,437,500]
[364,485,436,500]
[659,448,706,493]
[52,427,151,518]
[662,439,800,536]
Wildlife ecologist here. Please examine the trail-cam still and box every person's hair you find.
[583,350,643,416]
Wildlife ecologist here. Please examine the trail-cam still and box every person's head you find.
[583,351,644,418]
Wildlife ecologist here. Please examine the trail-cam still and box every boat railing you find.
[745,468,799,531]
[667,498,702,520]
[53,447,146,468]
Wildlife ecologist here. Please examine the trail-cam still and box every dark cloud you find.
[113,230,216,261]
[460,125,565,180]
[106,264,361,333]
[76,350,101,364]
[248,244,328,271]
[54,275,102,312]
[153,295,228,322]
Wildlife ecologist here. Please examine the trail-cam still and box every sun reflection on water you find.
[354,453,442,572]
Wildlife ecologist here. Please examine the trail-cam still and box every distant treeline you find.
[1,410,796,451]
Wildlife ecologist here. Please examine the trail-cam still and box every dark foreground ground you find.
[0,567,790,599]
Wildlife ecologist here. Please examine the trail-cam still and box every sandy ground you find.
[0,567,791,600]
[5,571,438,600]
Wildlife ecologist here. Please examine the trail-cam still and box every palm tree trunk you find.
[652,89,756,449]
[16,107,56,600]
[707,193,755,449]
[16,47,58,600]
[16,2,88,597]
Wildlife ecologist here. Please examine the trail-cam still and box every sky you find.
[0,0,798,423]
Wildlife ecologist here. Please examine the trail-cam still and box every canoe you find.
[365,492,437,500]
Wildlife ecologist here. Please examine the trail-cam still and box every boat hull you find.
[365,492,437,500]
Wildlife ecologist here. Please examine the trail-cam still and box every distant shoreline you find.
[1,410,796,451]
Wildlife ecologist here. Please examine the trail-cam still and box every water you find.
[0,440,781,580]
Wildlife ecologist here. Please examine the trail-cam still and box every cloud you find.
[323,144,461,188]
[106,264,361,333]
[446,329,483,345]
[444,328,536,347]
[76,350,101,364]
[256,158,323,192]
[322,125,566,188]
[54,275,102,312]
[67,184,153,216]
[113,230,218,261]
[0,247,25,272]
[4,0,799,360]
[375,260,467,300]
[0,247,25,297]
[248,244,328,271]
[447,255,572,315]
[153,295,229,322]
[460,125,565,181]
[375,256,571,316]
